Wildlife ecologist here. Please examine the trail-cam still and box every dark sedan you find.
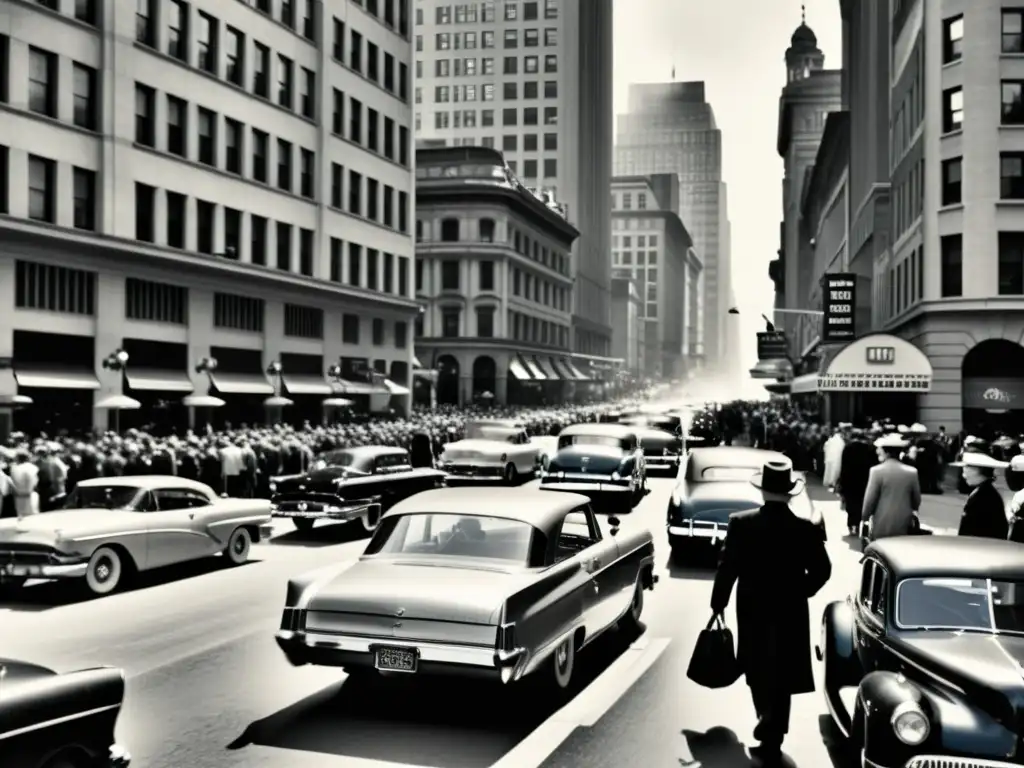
[0,658,130,768]
[271,446,446,534]
[632,426,683,474]
[540,423,647,509]
[666,446,823,562]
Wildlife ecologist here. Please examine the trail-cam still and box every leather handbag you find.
[687,613,741,689]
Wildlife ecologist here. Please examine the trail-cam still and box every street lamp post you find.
[101,348,130,433]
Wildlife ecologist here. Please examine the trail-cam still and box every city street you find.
[1,475,866,768]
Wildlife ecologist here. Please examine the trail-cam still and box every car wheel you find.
[618,578,644,631]
[551,637,575,690]
[504,463,518,485]
[85,546,124,596]
[294,517,315,533]
[224,527,252,566]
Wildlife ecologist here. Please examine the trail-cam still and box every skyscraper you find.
[614,81,731,371]
[412,0,615,357]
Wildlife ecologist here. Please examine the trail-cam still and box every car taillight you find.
[280,608,308,632]
[496,622,516,653]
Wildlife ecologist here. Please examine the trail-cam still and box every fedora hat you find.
[750,458,805,498]
[874,433,908,449]
[909,423,928,434]
[952,452,1009,470]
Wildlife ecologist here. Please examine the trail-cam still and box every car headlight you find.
[891,702,929,745]
[611,471,621,481]
[269,481,277,492]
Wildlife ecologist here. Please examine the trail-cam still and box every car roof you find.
[868,536,1024,580]
[687,447,787,476]
[77,475,214,494]
[328,445,408,458]
[560,423,637,437]
[468,419,522,427]
[385,487,591,531]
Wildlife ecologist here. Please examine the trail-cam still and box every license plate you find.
[374,645,418,673]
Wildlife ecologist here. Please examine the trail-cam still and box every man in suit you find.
[711,458,832,764]
[862,433,922,540]
[838,429,877,536]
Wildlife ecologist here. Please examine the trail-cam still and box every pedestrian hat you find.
[909,423,928,434]
[838,422,853,429]
[1010,454,1024,471]
[750,458,805,499]
[952,452,1009,469]
[897,424,910,434]
[874,433,908,448]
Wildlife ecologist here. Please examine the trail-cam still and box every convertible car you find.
[270,446,446,533]
[819,536,1024,768]
[276,487,657,690]
[666,446,824,562]
[439,420,540,483]
[0,657,130,767]
[540,423,647,508]
[0,476,273,596]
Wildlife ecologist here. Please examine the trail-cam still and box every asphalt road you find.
[0,471,865,768]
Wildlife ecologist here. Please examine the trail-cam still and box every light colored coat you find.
[9,461,40,518]
[862,457,921,539]
[823,434,845,488]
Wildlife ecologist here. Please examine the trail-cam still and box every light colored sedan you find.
[0,476,274,596]
[276,487,657,690]
[440,420,540,483]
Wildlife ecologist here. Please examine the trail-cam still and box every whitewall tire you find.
[85,547,123,595]
[552,637,575,689]
[224,527,252,566]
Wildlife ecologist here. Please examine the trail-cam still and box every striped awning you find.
[534,356,560,379]
[565,360,589,381]
[125,368,193,392]
[15,365,101,390]
[209,372,275,394]
[552,358,576,379]
[509,356,531,380]
[384,378,411,396]
[523,356,546,380]
[281,375,333,395]
[333,379,388,395]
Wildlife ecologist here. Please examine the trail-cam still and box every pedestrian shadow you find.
[678,727,755,767]
[841,534,864,554]
[666,551,716,581]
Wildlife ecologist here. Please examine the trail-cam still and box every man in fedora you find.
[710,458,831,764]
[862,433,921,540]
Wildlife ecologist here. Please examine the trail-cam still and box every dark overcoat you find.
[959,480,1009,539]
[710,501,832,695]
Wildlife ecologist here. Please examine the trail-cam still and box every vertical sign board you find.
[757,331,789,360]
[823,273,857,343]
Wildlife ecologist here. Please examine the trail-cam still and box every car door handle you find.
[188,513,195,520]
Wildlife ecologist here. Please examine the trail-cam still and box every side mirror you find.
[607,516,621,535]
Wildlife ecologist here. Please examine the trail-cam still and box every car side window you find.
[154,489,197,511]
[858,561,875,606]
[555,508,598,563]
[869,566,888,620]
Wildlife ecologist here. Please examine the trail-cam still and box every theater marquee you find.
[816,334,932,393]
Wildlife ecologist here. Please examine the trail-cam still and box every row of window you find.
[13,258,409,346]
[427,306,568,349]
[427,78,558,104]
[423,105,558,131]
[421,1,559,25]
[10,43,100,130]
[939,80,1024,135]
[34,0,97,24]
[940,152,1024,206]
[941,9,1024,66]
[417,27,557,52]
[329,16,410,102]
[416,216,570,275]
[938,232,1024,299]
[613,192,652,210]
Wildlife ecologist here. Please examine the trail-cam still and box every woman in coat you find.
[956,451,1010,539]
[409,431,434,468]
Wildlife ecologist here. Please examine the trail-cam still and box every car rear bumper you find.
[667,520,727,543]
[275,630,524,682]
[540,481,632,495]
[645,455,680,469]
[271,499,380,523]
[442,463,506,479]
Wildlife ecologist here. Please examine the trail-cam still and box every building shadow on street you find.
[271,520,370,547]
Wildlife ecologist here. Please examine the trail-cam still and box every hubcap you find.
[233,537,245,554]
[95,559,112,582]
[556,645,568,670]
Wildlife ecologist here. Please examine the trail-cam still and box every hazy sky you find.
[612,0,841,393]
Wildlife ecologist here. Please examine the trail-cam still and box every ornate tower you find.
[786,7,825,83]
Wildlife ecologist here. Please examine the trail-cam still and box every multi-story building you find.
[771,20,842,361]
[414,145,587,406]
[614,81,729,370]
[610,277,642,376]
[411,0,615,359]
[0,0,420,436]
[610,174,702,379]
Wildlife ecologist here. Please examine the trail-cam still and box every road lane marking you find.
[491,634,671,768]
[259,745,437,768]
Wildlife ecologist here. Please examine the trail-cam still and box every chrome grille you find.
[906,757,1019,768]
[0,547,60,565]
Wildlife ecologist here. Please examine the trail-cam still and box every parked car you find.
[0,476,273,596]
[666,447,823,562]
[0,657,130,767]
[439,420,540,483]
[818,536,1024,768]
[270,446,446,533]
[275,487,657,690]
[539,423,647,508]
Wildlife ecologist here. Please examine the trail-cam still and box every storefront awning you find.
[564,359,590,381]
[523,356,546,380]
[749,359,793,380]
[15,365,100,390]
[209,372,275,395]
[384,378,411,396]
[552,358,575,379]
[790,373,819,395]
[125,368,194,392]
[764,381,791,395]
[509,357,532,380]
[534,356,560,379]
[281,374,333,395]
[818,333,932,392]
[333,379,388,395]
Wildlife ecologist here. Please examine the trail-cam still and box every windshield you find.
[371,513,535,563]
[465,424,519,442]
[896,577,1024,633]
[558,435,625,449]
[63,485,144,511]
[314,451,358,469]
[700,466,762,481]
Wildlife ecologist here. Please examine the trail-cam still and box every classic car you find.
[631,426,684,473]
[439,420,540,483]
[270,446,446,534]
[817,536,1024,768]
[275,487,657,690]
[539,423,647,507]
[666,447,824,562]
[0,476,274,596]
[0,657,130,768]
[619,412,683,436]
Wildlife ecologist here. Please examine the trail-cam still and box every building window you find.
[195,200,215,253]
[27,155,55,223]
[135,182,155,241]
[300,148,315,198]
[135,84,156,146]
[349,170,362,213]
[342,313,359,344]
[137,0,156,45]
[1003,9,1024,54]
[479,260,494,291]
[372,318,385,345]
[940,234,962,298]
[1001,152,1024,203]
[251,215,267,265]
[441,261,459,290]
[440,218,459,241]
[278,55,293,109]
[72,63,97,130]
[348,243,362,285]
[480,218,495,242]
[197,108,216,165]
[15,261,96,315]
[544,158,557,177]
[226,27,244,86]
[214,292,264,332]
[252,129,268,182]
[225,118,242,173]
[167,95,187,156]
[476,308,494,338]
[72,167,96,231]
[277,139,292,191]
[395,321,407,348]
[197,12,217,74]
[28,48,57,117]
[125,278,187,324]
[166,192,186,248]
[301,68,316,120]
[168,0,188,61]
[941,87,963,133]
[224,207,241,258]
[999,232,1024,295]
[441,309,460,337]
[1003,81,1024,126]
[284,304,324,339]
[299,228,313,276]
[276,222,292,270]
[942,15,963,63]
[254,42,269,97]
[941,157,961,205]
